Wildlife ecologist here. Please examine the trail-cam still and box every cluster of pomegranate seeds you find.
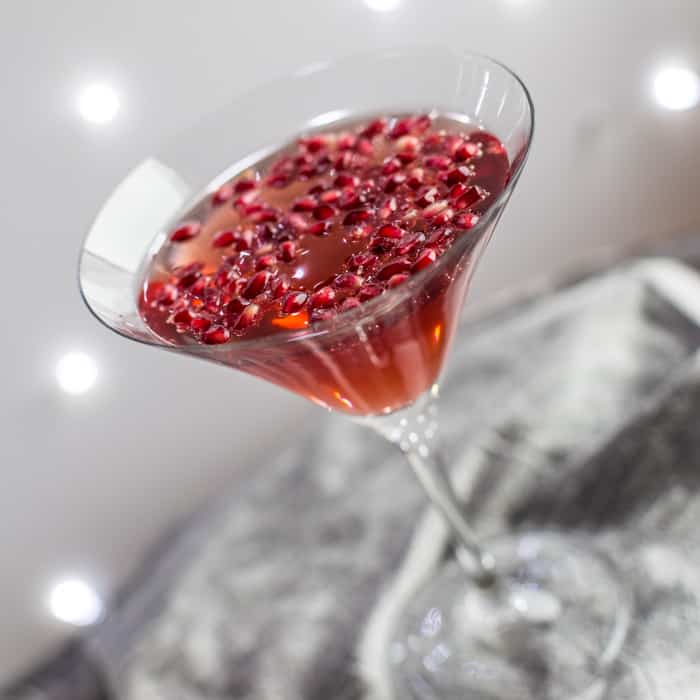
[141,114,510,345]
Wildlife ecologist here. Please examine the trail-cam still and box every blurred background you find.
[1,0,700,691]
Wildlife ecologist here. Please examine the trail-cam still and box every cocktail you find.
[79,49,630,698]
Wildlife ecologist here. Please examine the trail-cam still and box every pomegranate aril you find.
[235,304,261,330]
[338,189,362,210]
[334,173,359,188]
[279,241,296,262]
[355,138,374,156]
[287,213,309,233]
[308,221,330,237]
[377,258,411,280]
[256,254,277,270]
[387,273,409,288]
[343,209,371,225]
[203,325,230,345]
[455,212,480,229]
[361,118,388,138]
[212,230,236,248]
[313,204,335,221]
[334,272,363,290]
[378,196,398,220]
[337,132,357,150]
[412,247,438,271]
[377,223,404,239]
[271,276,291,299]
[292,196,316,212]
[348,223,374,241]
[425,155,452,170]
[234,178,257,193]
[433,207,454,226]
[233,189,259,209]
[310,286,336,308]
[389,117,413,139]
[455,142,480,161]
[243,271,270,299]
[396,232,426,256]
[448,183,469,201]
[154,283,178,306]
[170,222,200,242]
[212,183,234,205]
[267,173,290,188]
[414,114,432,133]
[171,309,192,326]
[416,186,439,208]
[423,200,449,219]
[384,173,407,193]
[407,168,425,190]
[358,284,384,302]
[446,166,472,185]
[226,297,249,315]
[320,189,341,204]
[347,252,378,272]
[250,208,278,224]
[282,291,309,315]
[455,186,485,210]
[382,157,402,175]
[190,317,212,333]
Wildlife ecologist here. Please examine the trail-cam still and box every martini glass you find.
[79,48,631,699]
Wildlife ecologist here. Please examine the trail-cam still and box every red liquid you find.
[139,114,510,415]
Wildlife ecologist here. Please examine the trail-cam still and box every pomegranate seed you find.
[384,173,407,193]
[302,135,327,153]
[358,284,384,301]
[233,189,259,210]
[396,232,426,256]
[423,200,449,219]
[377,223,404,239]
[456,212,480,229]
[236,303,261,329]
[414,114,432,133]
[338,189,362,210]
[377,258,411,280]
[425,155,452,170]
[313,204,335,221]
[389,117,413,139]
[397,151,417,165]
[234,178,257,193]
[267,173,290,188]
[256,254,277,270]
[153,283,178,306]
[433,207,454,225]
[170,222,200,242]
[340,297,362,313]
[343,209,371,225]
[191,317,212,332]
[308,221,330,236]
[378,196,398,220]
[446,166,472,185]
[212,230,236,248]
[178,271,201,289]
[413,247,438,271]
[282,291,308,314]
[397,135,420,154]
[337,132,357,150]
[233,229,256,251]
[355,138,374,156]
[449,183,469,201]
[279,241,296,262]
[190,277,208,297]
[334,173,359,188]
[171,309,192,326]
[212,183,234,205]
[407,168,425,190]
[455,142,480,161]
[456,186,485,210]
[334,272,363,290]
[361,118,388,138]
[382,157,402,176]
[348,223,374,241]
[416,186,439,208]
[250,208,278,224]
[243,271,270,298]
[226,295,249,315]
[320,189,341,204]
[203,325,230,345]
[347,252,378,272]
[271,275,291,299]
[292,196,316,212]
[387,273,409,288]
[310,286,336,308]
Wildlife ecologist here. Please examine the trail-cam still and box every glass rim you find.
[78,46,535,355]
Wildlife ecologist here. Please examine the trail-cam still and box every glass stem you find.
[363,390,497,588]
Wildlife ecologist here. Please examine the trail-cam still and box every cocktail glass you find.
[79,48,631,699]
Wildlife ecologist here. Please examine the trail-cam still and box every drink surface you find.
[139,114,510,414]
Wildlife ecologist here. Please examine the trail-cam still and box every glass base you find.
[389,531,632,700]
